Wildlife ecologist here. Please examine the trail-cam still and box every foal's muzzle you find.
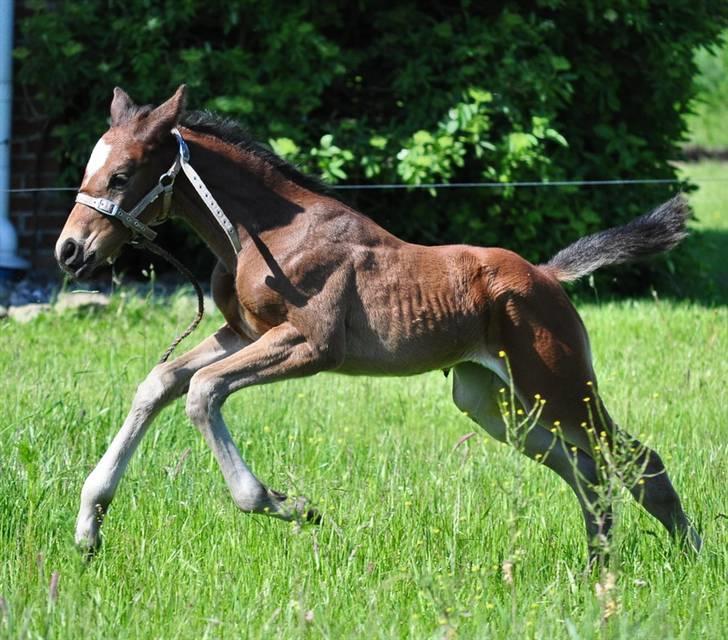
[58,237,97,278]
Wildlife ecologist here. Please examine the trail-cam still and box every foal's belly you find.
[338,310,485,376]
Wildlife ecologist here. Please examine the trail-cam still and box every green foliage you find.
[16,1,728,289]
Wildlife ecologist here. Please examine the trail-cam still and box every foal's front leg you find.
[185,322,339,521]
[75,325,248,552]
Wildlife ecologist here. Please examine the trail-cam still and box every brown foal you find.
[56,86,701,560]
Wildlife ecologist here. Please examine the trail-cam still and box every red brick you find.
[10,86,72,267]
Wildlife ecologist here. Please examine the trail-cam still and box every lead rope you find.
[132,239,205,364]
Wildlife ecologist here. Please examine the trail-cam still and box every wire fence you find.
[3,175,728,194]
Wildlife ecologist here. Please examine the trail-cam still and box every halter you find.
[75,128,242,253]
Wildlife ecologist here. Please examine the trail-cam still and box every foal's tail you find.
[541,194,690,282]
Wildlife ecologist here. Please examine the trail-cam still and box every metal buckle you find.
[97,199,116,214]
[159,173,175,189]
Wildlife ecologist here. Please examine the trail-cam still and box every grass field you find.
[1,166,727,638]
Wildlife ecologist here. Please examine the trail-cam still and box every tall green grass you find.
[1,167,727,638]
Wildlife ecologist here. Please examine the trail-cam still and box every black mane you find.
[180,110,331,196]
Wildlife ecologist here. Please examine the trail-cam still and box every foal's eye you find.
[109,173,129,189]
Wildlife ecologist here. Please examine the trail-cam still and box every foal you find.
[56,86,701,560]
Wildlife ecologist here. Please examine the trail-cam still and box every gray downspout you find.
[0,0,28,272]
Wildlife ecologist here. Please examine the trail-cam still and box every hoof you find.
[75,533,102,561]
[75,510,104,560]
[268,490,321,524]
[306,507,322,525]
[683,526,703,555]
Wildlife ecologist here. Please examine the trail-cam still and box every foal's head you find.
[56,85,187,278]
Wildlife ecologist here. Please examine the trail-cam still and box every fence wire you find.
[4,175,728,194]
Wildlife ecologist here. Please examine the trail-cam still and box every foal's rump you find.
[466,246,595,405]
[465,195,691,445]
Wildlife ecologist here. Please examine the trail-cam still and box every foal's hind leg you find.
[75,324,248,552]
[452,363,613,561]
[524,390,701,554]
[496,292,701,554]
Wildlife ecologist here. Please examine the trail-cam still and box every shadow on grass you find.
[676,227,728,306]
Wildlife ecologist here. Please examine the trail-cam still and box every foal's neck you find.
[173,127,314,271]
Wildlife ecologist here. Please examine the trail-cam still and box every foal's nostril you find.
[60,238,81,266]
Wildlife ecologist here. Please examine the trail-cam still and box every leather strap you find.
[178,158,242,253]
[74,192,158,240]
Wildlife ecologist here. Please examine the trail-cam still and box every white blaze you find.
[84,138,111,181]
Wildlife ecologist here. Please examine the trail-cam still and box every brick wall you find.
[8,95,73,271]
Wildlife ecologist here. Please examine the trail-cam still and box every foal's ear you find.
[110,87,136,127]
[141,85,187,142]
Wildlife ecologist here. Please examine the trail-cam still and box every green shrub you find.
[16,1,728,290]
